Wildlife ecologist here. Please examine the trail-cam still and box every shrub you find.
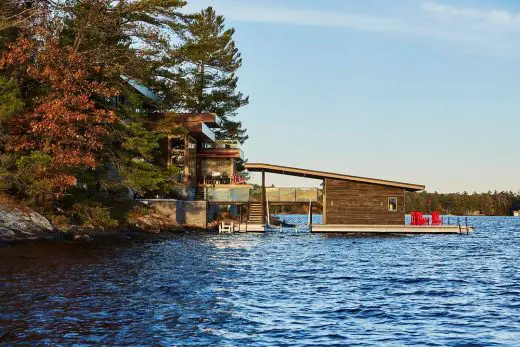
[71,202,118,229]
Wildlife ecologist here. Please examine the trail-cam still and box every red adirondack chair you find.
[411,211,429,226]
[233,174,246,185]
[431,211,442,225]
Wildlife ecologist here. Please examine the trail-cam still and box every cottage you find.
[160,112,250,201]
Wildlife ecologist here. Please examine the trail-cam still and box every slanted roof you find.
[181,122,216,143]
[176,113,222,128]
[121,75,161,103]
[245,163,425,191]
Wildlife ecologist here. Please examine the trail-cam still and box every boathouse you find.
[245,163,425,225]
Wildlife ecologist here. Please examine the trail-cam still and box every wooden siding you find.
[197,148,243,159]
[325,178,405,225]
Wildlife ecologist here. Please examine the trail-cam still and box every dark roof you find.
[245,163,425,191]
[121,75,161,102]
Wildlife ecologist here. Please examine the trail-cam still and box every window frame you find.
[388,197,398,212]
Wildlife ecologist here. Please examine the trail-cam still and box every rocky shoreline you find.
[0,206,58,243]
[0,204,210,244]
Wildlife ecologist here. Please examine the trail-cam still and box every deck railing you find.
[200,139,241,149]
[200,186,322,203]
[251,187,322,202]
[203,186,251,202]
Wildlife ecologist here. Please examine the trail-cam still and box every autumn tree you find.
[0,25,118,205]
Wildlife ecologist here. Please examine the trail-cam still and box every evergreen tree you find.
[406,190,520,216]
[58,0,188,197]
[170,6,249,143]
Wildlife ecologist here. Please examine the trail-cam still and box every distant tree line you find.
[405,191,520,216]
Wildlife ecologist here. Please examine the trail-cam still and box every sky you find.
[186,0,520,193]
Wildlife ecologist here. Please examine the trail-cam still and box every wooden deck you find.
[237,224,473,234]
[236,224,265,233]
[312,224,473,234]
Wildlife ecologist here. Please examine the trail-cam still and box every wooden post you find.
[309,200,313,230]
[262,170,266,225]
[166,135,172,168]
[322,179,327,224]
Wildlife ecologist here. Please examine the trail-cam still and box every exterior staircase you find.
[248,202,264,224]
[195,188,205,201]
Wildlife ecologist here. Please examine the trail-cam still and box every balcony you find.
[197,140,244,159]
[200,186,252,202]
[176,113,222,128]
[182,122,216,143]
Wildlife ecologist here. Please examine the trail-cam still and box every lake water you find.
[1,216,520,346]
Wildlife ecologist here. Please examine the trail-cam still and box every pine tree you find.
[171,6,249,143]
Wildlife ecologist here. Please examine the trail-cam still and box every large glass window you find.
[170,137,186,183]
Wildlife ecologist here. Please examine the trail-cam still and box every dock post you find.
[261,170,266,225]
[309,199,313,232]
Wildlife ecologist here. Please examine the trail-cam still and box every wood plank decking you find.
[312,224,473,234]
[237,224,473,234]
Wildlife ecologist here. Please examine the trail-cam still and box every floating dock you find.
[312,224,473,234]
[237,224,473,234]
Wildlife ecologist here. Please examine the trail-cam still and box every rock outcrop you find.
[0,206,56,241]
[132,213,184,233]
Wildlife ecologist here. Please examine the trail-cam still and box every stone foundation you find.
[139,200,208,229]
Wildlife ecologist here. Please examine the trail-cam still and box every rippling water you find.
[1,216,520,346]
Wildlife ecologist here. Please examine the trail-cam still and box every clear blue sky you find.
[187,0,520,193]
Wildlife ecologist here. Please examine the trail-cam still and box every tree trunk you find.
[198,61,204,113]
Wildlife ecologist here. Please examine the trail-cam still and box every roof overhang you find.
[197,148,244,160]
[121,75,161,103]
[176,113,222,128]
[245,163,425,191]
[183,122,216,143]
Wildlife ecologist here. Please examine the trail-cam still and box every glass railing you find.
[200,123,216,143]
[251,187,322,202]
[203,186,251,202]
[201,139,241,149]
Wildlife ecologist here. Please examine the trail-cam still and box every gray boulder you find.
[0,206,55,241]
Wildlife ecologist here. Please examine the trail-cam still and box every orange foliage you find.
[0,33,119,194]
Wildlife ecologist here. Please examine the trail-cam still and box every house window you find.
[388,197,398,211]
[171,137,185,150]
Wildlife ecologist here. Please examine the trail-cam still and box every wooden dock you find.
[237,224,473,234]
[312,224,473,234]
[236,223,266,233]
